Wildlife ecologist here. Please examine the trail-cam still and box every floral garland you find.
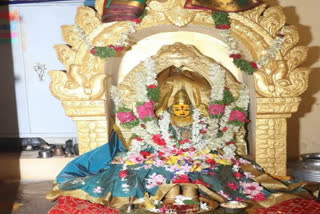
[111,59,250,163]
[212,11,285,75]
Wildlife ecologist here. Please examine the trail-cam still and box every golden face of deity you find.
[172,104,191,118]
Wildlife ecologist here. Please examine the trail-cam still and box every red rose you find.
[253,193,266,201]
[107,45,124,52]
[90,48,96,55]
[152,134,166,146]
[189,147,196,152]
[205,159,216,165]
[119,170,128,179]
[140,124,146,128]
[235,197,245,202]
[226,141,234,145]
[158,151,164,157]
[172,175,190,184]
[221,127,228,132]
[209,172,215,176]
[250,62,258,70]
[130,18,141,23]
[227,182,238,190]
[134,137,143,141]
[200,129,207,134]
[229,54,241,59]
[233,172,242,179]
[147,84,157,89]
[193,179,210,187]
[140,151,151,157]
[178,139,190,144]
[216,24,230,29]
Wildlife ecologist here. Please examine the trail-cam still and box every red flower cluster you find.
[227,182,238,190]
[178,139,190,144]
[134,137,143,141]
[216,24,230,29]
[118,170,128,179]
[152,134,166,146]
[140,151,151,158]
[107,45,124,52]
[253,193,266,201]
[147,84,157,89]
[130,18,141,23]
[172,175,190,183]
[229,54,242,59]
[233,172,242,179]
[250,62,258,70]
[90,48,96,55]
[205,159,216,165]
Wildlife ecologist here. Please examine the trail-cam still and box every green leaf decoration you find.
[223,89,234,105]
[147,87,160,102]
[93,46,116,59]
[121,120,139,129]
[227,120,245,127]
[182,200,200,205]
[115,106,132,113]
[233,58,256,75]
[212,11,230,26]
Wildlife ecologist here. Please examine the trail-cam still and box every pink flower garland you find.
[116,111,136,123]
[136,101,155,120]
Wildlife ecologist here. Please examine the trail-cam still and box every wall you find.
[269,0,320,159]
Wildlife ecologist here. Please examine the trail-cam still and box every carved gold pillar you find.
[255,97,301,175]
[62,100,109,154]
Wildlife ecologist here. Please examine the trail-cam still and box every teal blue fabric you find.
[57,131,126,183]
[57,162,272,201]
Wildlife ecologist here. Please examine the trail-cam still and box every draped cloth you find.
[102,0,146,23]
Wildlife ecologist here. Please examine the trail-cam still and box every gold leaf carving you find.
[240,4,267,23]
[147,0,176,12]
[61,25,82,49]
[95,0,105,18]
[284,46,308,71]
[54,45,76,71]
[49,68,107,101]
[165,8,195,27]
[75,6,101,35]
[259,6,286,36]
[92,22,135,46]
[280,25,299,55]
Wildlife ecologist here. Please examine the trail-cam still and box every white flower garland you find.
[144,57,157,86]
[191,108,206,144]
[208,63,225,102]
[135,72,148,103]
[219,28,285,69]
[110,85,123,107]
[158,111,174,148]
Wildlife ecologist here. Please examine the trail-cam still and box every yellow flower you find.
[207,154,218,159]
[191,164,202,172]
[216,159,232,165]
[201,149,211,154]
[125,160,136,165]
[145,160,153,165]
[167,156,179,165]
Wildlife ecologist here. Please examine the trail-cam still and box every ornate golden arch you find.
[49,0,310,176]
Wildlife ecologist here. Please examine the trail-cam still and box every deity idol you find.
[47,64,317,213]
